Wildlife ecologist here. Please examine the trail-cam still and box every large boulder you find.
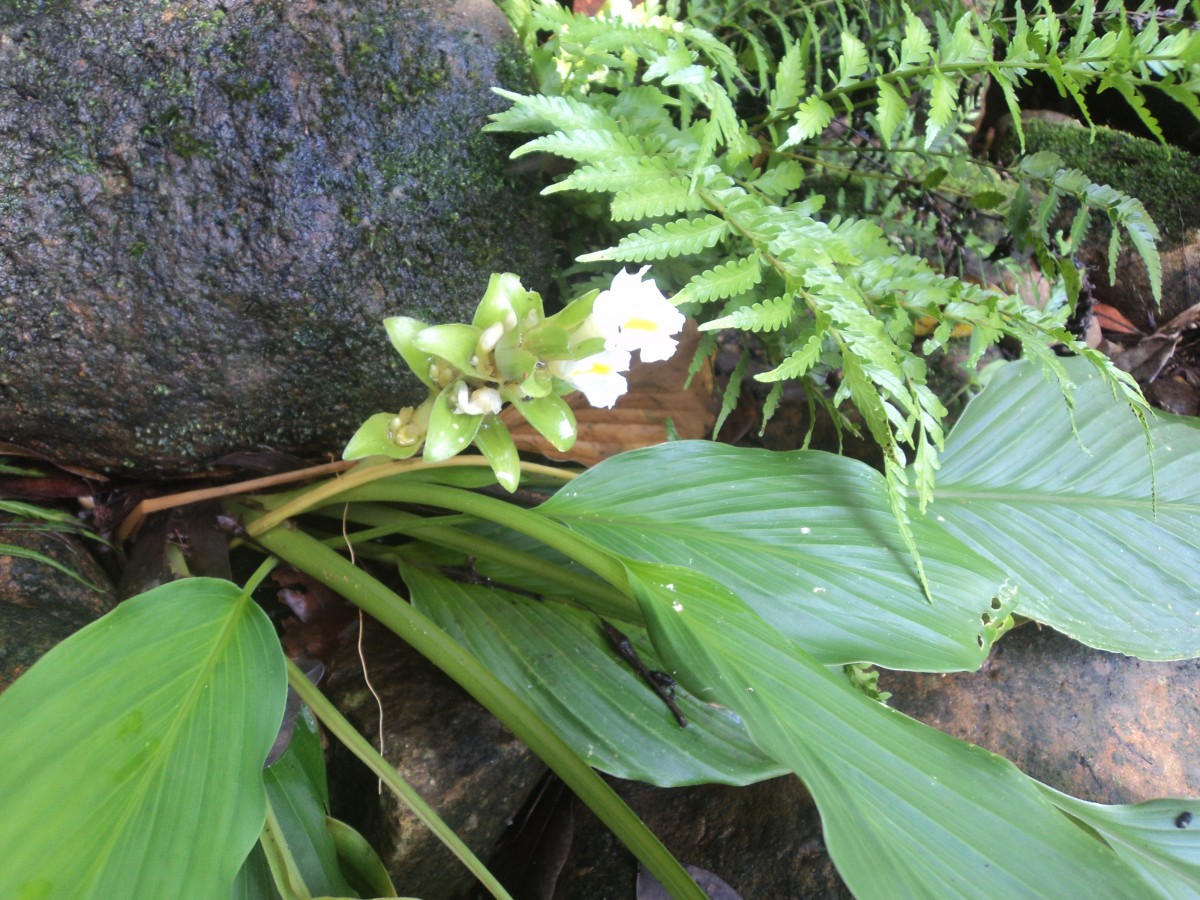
[324,619,546,899]
[882,625,1200,804]
[0,0,551,476]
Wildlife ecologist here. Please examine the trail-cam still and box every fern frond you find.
[756,327,826,382]
[610,179,707,221]
[542,157,675,195]
[676,254,765,304]
[782,95,836,147]
[768,40,806,117]
[701,294,796,333]
[713,351,749,438]
[577,215,730,263]
[513,129,644,165]
[485,90,613,135]
[751,160,805,199]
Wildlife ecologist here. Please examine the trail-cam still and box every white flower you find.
[549,347,632,409]
[454,382,503,416]
[592,266,685,363]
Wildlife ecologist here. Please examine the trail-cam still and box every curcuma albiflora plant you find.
[344,267,684,489]
[3,0,1200,897]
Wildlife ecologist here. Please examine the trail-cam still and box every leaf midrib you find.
[552,510,915,583]
[81,591,252,896]
[936,488,1200,513]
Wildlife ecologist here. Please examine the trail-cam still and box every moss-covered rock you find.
[0,0,551,475]
[997,113,1200,326]
[997,112,1200,248]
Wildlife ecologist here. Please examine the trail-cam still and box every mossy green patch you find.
[1005,116,1200,247]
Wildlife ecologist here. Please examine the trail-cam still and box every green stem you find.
[285,659,513,900]
[250,480,629,596]
[248,456,573,535]
[243,515,705,900]
[311,504,638,621]
[240,555,281,599]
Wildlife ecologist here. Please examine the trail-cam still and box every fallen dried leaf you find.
[501,323,715,467]
[1094,303,1142,336]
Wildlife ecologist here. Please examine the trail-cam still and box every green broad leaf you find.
[424,386,484,463]
[577,215,729,264]
[783,95,835,146]
[412,324,485,379]
[0,578,286,900]
[231,843,280,900]
[1035,789,1200,895]
[930,357,1200,659]
[402,564,785,787]
[343,413,420,461]
[262,708,358,898]
[506,391,577,452]
[473,418,521,493]
[626,560,1166,899]
[537,442,1012,672]
[383,317,435,390]
[325,818,398,899]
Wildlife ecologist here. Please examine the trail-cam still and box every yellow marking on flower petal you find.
[623,317,659,331]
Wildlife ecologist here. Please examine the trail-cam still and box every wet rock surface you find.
[882,624,1200,803]
[0,0,551,476]
[550,776,850,900]
[323,618,546,900]
[0,517,115,691]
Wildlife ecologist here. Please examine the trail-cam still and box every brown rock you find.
[0,0,551,476]
[552,776,849,900]
[323,618,546,899]
[882,624,1200,804]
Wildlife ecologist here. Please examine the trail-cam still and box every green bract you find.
[345,267,684,488]
[472,271,546,330]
